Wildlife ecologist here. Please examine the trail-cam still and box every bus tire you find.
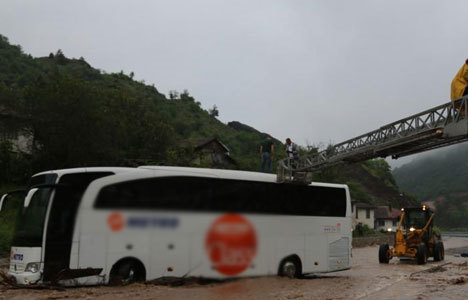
[378,243,390,264]
[433,242,444,261]
[278,255,302,278]
[109,258,146,285]
[416,244,427,265]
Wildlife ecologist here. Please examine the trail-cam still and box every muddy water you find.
[1,237,467,300]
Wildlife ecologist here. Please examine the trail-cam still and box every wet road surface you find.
[1,236,467,300]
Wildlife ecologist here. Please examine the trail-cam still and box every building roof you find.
[374,206,390,219]
[389,208,401,219]
[194,137,230,153]
[375,206,401,219]
[354,202,375,209]
[179,137,231,153]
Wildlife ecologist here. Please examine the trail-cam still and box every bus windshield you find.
[12,188,53,247]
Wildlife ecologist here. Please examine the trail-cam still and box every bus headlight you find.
[409,227,415,232]
[25,263,39,273]
[387,228,392,232]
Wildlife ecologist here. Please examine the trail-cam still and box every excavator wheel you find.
[378,243,390,263]
[434,242,445,261]
[416,244,427,265]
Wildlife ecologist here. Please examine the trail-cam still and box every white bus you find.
[4,166,351,286]
[3,167,138,285]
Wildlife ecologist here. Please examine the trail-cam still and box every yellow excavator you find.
[379,205,444,265]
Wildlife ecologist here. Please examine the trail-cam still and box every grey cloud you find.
[1,0,467,161]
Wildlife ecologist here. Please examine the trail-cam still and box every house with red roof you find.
[374,206,401,232]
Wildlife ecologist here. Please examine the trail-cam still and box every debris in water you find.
[427,266,447,273]
[449,277,465,285]
[410,263,451,277]
[146,276,235,287]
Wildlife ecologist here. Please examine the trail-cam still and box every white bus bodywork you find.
[7,166,352,286]
[7,167,138,285]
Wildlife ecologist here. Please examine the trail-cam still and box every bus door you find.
[150,233,190,277]
[305,235,328,272]
[43,172,113,281]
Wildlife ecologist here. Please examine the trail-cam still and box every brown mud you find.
[1,236,467,300]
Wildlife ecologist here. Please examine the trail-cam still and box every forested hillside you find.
[0,33,408,204]
[393,143,468,229]
[0,34,285,185]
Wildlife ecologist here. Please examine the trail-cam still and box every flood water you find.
[1,236,467,300]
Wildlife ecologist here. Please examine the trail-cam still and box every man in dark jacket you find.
[259,137,274,172]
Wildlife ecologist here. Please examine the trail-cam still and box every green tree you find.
[209,105,219,117]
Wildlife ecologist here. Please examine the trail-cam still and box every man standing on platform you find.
[259,137,274,173]
[285,138,298,159]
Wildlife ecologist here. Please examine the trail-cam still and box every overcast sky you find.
[1,0,467,167]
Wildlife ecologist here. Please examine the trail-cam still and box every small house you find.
[352,202,375,230]
[374,206,401,232]
[191,138,237,169]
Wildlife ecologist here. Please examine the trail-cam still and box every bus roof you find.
[32,167,140,178]
[32,166,347,189]
[138,166,348,189]
[138,165,276,182]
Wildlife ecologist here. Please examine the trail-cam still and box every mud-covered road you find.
[1,236,467,300]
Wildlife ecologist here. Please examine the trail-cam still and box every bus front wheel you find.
[278,256,302,278]
[110,258,146,285]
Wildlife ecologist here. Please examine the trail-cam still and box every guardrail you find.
[442,232,468,238]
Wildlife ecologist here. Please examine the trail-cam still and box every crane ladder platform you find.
[277,96,468,183]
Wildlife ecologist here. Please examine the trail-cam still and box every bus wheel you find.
[278,256,302,278]
[110,259,146,285]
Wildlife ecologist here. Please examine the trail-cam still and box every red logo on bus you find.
[107,212,125,232]
[205,214,257,276]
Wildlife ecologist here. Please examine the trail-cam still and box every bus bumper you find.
[7,271,42,285]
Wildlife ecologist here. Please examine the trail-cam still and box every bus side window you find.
[209,179,267,213]
[94,177,347,217]
[96,177,213,211]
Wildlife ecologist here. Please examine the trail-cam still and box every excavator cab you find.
[404,207,434,242]
[378,205,444,265]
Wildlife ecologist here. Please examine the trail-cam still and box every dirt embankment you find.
[1,237,467,300]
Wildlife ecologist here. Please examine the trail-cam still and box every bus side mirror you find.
[0,194,8,212]
[24,188,39,208]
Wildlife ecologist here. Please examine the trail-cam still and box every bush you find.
[0,186,23,256]
[433,225,441,237]
[353,223,381,237]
